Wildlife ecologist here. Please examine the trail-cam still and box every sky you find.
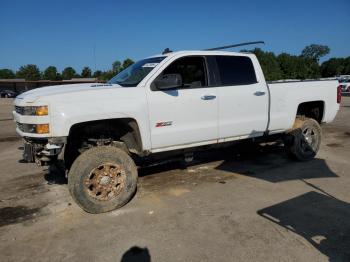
[1,0,350,73]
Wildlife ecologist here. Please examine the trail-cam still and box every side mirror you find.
[154,74,182,90]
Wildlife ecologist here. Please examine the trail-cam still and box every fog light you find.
[36,124,50,134]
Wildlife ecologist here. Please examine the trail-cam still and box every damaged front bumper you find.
[22,137,66,165]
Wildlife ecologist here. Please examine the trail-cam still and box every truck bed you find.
[267,79,339,133]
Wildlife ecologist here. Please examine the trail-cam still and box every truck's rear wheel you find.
[284,118,322,161]
[68,146,138,213]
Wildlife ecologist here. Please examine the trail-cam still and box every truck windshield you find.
[108,56,166,87]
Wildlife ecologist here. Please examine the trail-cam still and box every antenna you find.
[204,41,265,51]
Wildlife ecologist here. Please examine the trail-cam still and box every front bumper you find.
[13,99,63,165]
[13,110,51,138]
[21,138,66,165]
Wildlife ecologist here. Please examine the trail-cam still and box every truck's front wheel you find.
[68,146,138,213]
[284,118,322,161]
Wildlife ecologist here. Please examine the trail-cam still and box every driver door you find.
[146,56,218,151]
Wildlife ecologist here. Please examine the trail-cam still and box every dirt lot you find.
[0,97,349,262]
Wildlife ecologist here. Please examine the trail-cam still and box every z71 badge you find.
[155,121,173,127]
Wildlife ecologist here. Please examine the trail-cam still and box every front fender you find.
[50,103,151,151]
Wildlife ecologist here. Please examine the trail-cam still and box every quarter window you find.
[215,56,257,86]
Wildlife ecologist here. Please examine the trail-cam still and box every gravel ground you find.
[0,99,17,140]
[0,97,349,262]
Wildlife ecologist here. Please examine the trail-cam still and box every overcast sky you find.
[1,0,349,72]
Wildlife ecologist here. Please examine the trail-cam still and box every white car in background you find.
[339,78,350,92]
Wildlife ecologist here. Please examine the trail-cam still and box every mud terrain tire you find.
[284,118,322,161]
[68,146,138,213]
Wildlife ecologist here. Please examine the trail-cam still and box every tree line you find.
[0,45,349,82]
[0,58,135,82]
[244,44,349,81]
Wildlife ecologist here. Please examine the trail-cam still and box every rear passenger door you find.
[214,55,269,140]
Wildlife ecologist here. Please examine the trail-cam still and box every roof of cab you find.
[148,50,252,58]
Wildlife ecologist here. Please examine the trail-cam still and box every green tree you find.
[112,60,122,73]
[16,64,41,80]
[43,66,58,80]
[93,70,103,78]
[250,48,282,81]
[99,71,115,81]
[301,44,330,62]
[277,53,307,79]
[122,58,134,69]
[320,58,347,77]
[62,67,76,80]
[303,58,321,79]
[56,73,63,80]
[81,67,92,78]
[276,53,321,80]
[0,69,15,79]
[344,57,350,75]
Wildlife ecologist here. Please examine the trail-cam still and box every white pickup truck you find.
[14,50,341,213]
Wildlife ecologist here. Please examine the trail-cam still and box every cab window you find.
[157,56,207,89]
[215,55,257,86]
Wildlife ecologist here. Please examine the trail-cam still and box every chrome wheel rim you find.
[301,127,318,153]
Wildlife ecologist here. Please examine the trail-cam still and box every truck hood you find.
[16,83,122,103]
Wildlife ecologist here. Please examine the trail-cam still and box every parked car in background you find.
[339,78,350,92]
[0,90,17,98]
[337,75,350,80]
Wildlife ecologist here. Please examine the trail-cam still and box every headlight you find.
[15,106,48,116]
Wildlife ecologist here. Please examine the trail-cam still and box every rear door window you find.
[215,56,257,86]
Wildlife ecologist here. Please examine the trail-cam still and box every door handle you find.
[254,91,266,96]
[201,94,216,100]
